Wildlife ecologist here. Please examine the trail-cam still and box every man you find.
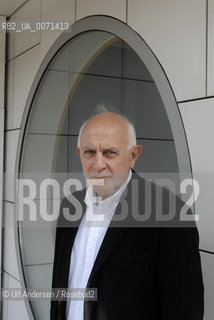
[51,109,204,320]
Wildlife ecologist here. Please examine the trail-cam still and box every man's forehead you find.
[81,126,126,141]
[81,139,119,149]
[80,128,125,149]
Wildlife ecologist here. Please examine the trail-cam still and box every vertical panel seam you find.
[0,16,6,319]
[75,0,77,22]
[126,0,128,24]
[206,0,208,96]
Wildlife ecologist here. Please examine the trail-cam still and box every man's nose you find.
[93,153,107,171]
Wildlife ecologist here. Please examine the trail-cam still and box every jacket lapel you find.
[87,187,130,281]
[89,227,127,280]
[69,172,140,284]
[66,187,127,282]
[88,171,144,280]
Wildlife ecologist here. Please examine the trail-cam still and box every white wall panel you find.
[179,98,214,252]
[7,0,41,61]
[200,252,214,320]
[7,14,15,61]
[4,130,19,202]
[7,275,29,320]
[194,175,214,252]
[76,0,126,22]
[14,0,41,57]
[0,16,6,307]
[0,16,6,61]
[1,272,29,320]
[207,0,214,95]
[0,109,4,211]
[0,0,27,17]
[40,0,75,61]
[9,45,41,130]
[0,16,5,109]
[179,99,214,174]
[5,60,14,129]
[1,272,8,320]
[0,63,5,109]
[0,15,6,108]
[2,201,20,281]
[128,0,206,102]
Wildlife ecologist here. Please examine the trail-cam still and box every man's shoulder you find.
[124,171,197,229]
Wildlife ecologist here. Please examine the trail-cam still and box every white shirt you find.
[66,170,132,320]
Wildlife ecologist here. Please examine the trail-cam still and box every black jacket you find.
[51,172,204,320]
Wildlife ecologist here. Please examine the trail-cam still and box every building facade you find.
[0,0,214,319]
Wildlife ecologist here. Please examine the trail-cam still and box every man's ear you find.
[130,145,142,168]
[76,146,80,156]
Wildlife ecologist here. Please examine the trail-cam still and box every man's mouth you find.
[89,176,111,179]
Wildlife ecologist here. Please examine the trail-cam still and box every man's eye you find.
[84,150,95,155]
[105,150,116,155]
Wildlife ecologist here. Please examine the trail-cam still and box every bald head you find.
[77,112,136,149]
[76,111,142,199]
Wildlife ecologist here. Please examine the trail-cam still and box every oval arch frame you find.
[14,15,192,319]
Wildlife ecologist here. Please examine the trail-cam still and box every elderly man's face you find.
[77,113,141,200]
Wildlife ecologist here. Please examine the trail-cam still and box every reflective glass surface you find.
[18,31,177,319]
